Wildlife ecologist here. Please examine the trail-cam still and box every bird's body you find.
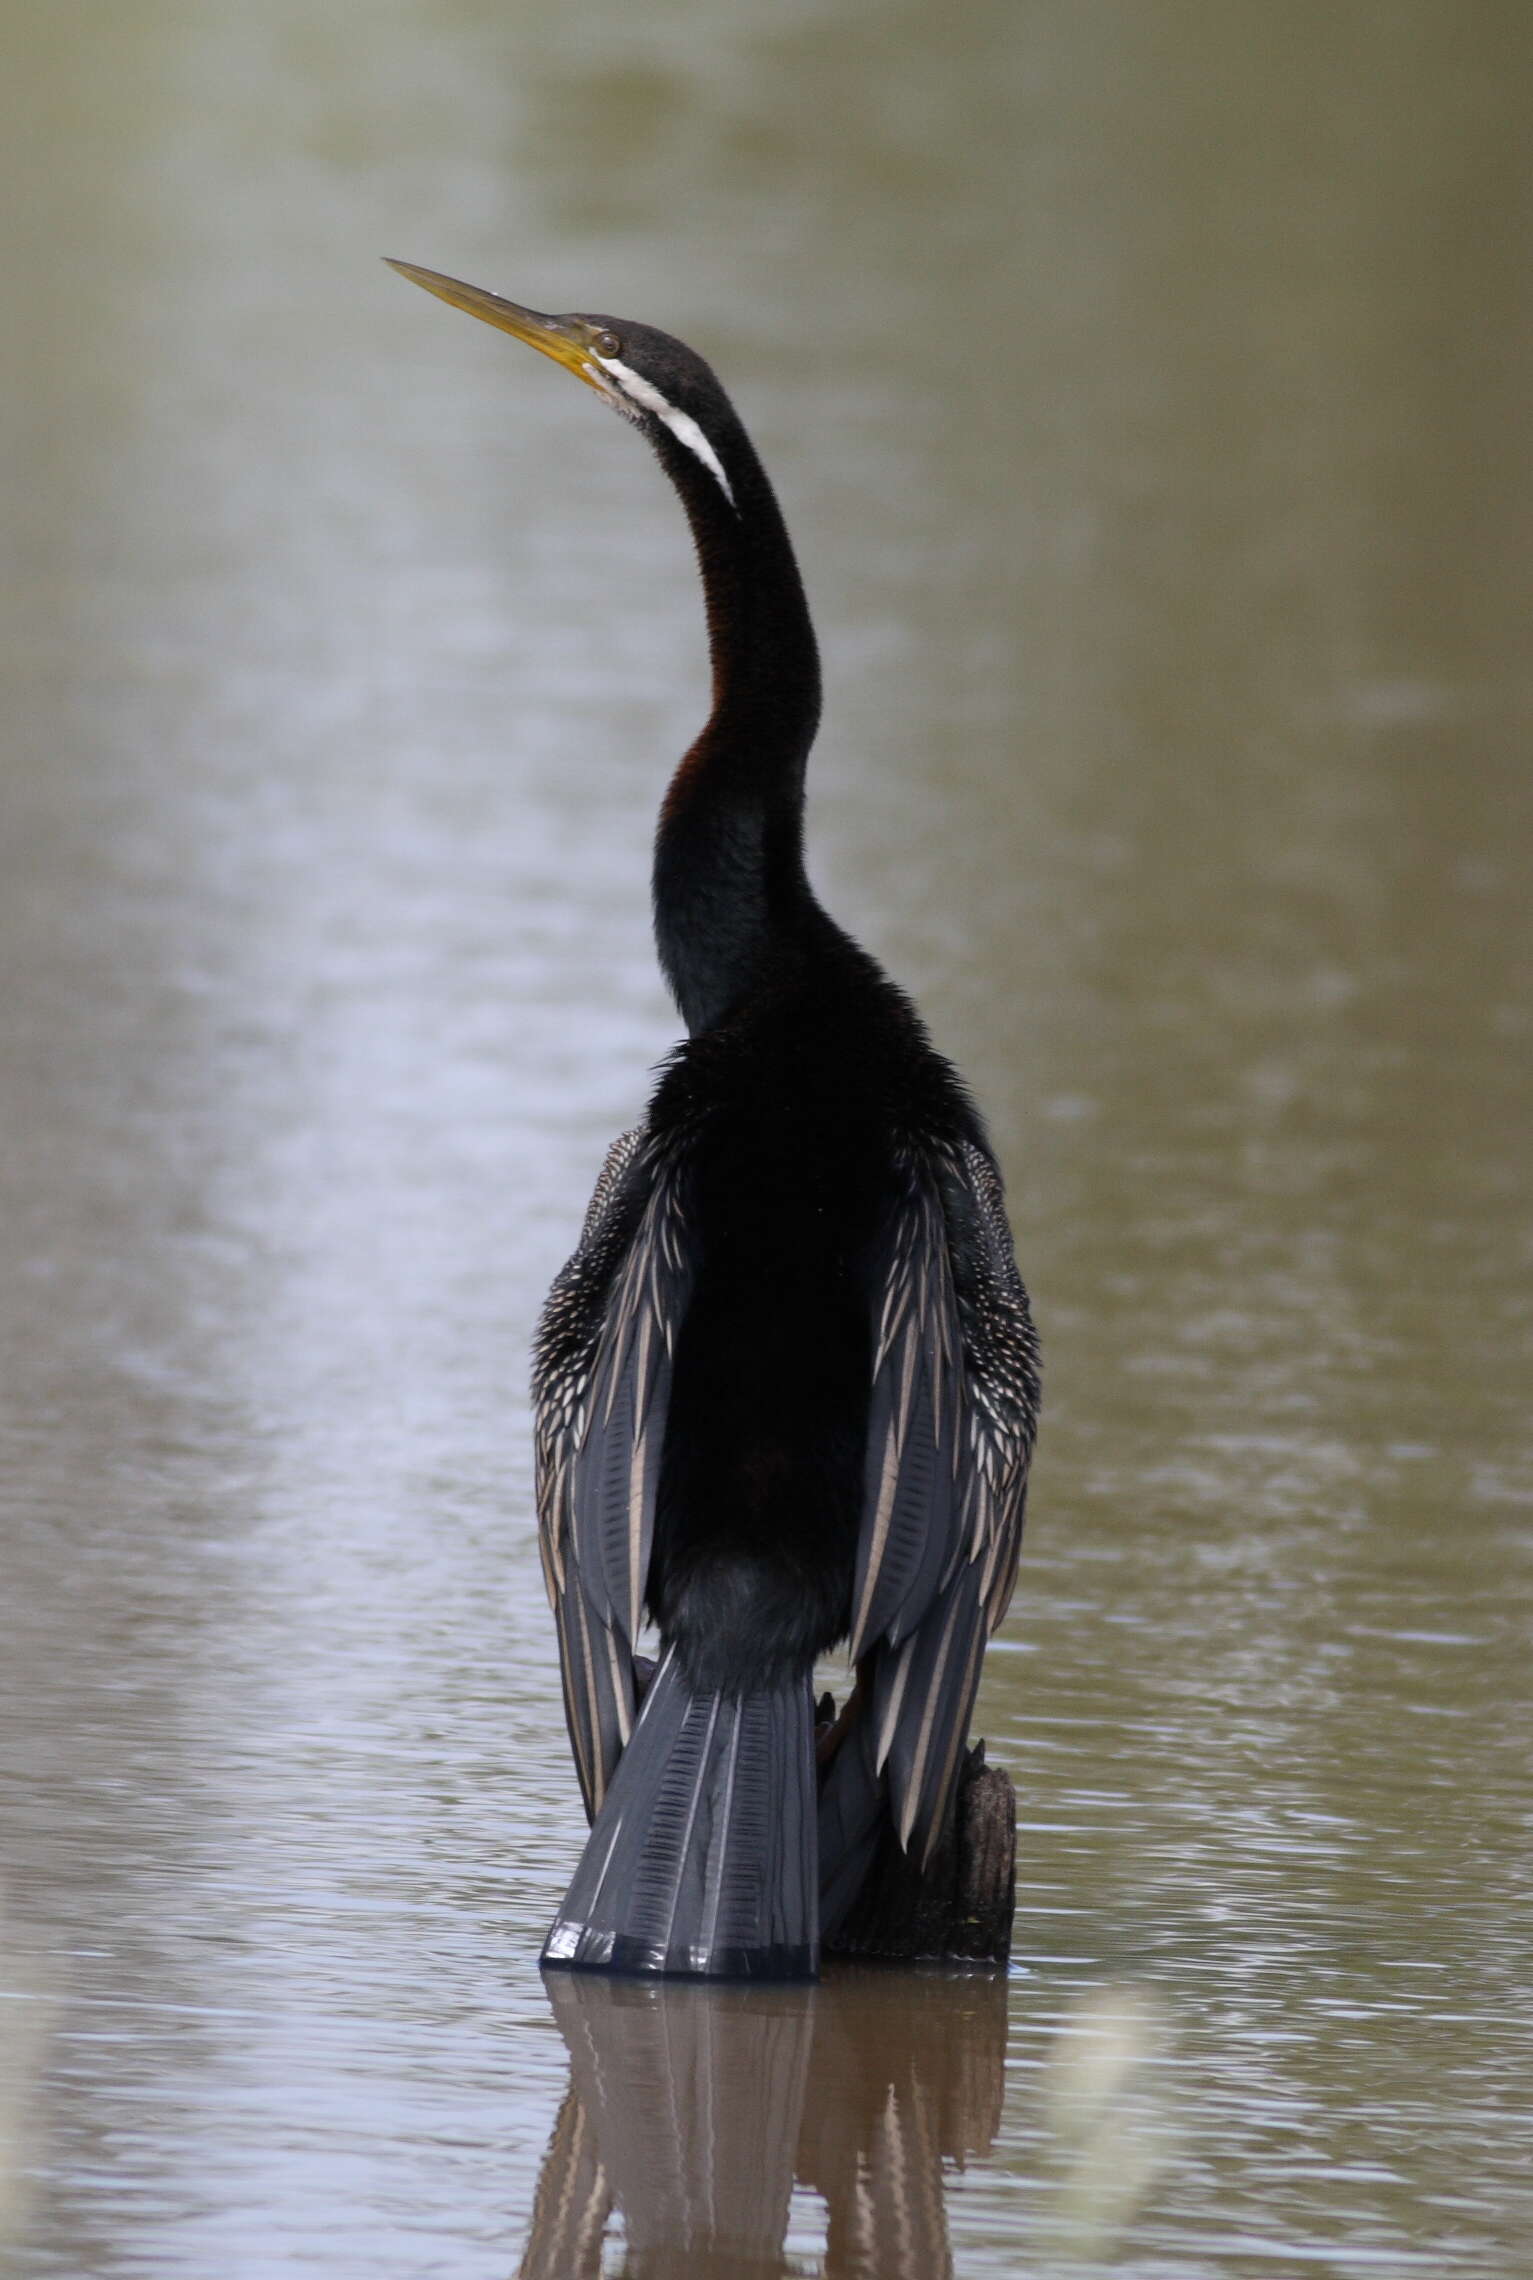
[390,261,1040,1978]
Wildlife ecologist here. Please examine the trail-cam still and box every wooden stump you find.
[826,1740,1017,1966]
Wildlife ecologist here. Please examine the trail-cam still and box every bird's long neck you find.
[649,411,823,1036]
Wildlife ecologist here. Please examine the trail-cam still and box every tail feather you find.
[542,1652,818,1979]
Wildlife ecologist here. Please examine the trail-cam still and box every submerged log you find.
[826,1738,1017,1967]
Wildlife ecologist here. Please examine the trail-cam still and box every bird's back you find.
[643,933,982,1693]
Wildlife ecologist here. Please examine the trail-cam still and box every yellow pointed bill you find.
[384,259,611,396]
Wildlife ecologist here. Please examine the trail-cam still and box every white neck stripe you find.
[596,354,736,507]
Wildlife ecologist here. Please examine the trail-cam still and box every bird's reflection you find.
[518,1964,1007,2280]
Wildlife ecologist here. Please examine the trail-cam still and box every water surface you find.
[2,3,1531,2273]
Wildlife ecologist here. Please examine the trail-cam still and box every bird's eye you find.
[594,329,621,358]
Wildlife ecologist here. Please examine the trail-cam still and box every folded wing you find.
[533,1129,694,1818]
[847,1137,1040,1863]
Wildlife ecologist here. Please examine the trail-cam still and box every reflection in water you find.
[1040,1985,1174,2263]
[520,1967,1007,2279]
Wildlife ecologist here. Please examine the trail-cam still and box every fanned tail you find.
[541,1652,818,1980]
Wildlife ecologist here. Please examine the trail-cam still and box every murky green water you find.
[2,3,1531,2273]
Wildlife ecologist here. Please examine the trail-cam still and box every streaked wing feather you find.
[572,1172,690,1648]
[874,1556,989,1859]
[533,1130,693,1819]
[848,1173,963,1656]
[853,1139,1040,1863]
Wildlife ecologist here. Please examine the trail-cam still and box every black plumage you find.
[389,262,1042,1978]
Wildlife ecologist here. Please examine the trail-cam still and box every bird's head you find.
[386,260,738,509]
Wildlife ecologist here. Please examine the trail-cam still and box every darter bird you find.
[388,261,1041,1979]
